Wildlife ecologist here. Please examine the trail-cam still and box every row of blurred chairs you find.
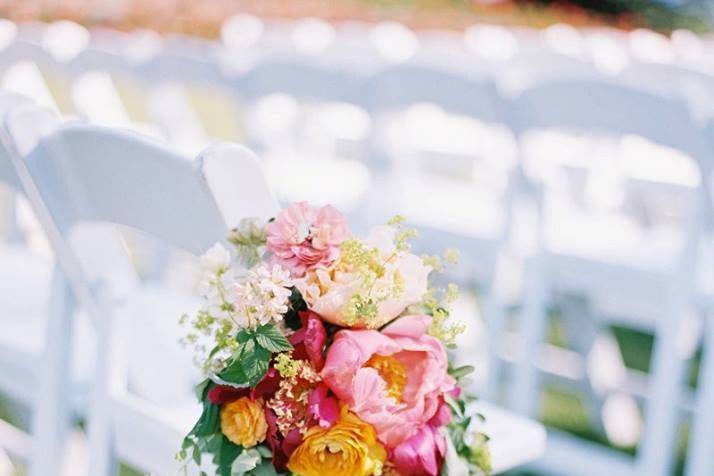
[0,15,713,476]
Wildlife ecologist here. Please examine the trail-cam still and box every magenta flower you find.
[321,315,456,449]
[390,401,451,475]
[266,202,348,277]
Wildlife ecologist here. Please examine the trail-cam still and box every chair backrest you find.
[368,63,503,122]
[513,78,711,168]
[10,114,277,255]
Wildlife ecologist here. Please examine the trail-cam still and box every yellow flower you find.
[220,397,267,448]
[288,407,387,476]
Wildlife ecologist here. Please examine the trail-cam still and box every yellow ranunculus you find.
[220,397,267,448]
[287,407,387,476]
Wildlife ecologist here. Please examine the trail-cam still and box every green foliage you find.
[228,217,268,267]
[218,324,292,387]
[445,394,492,475]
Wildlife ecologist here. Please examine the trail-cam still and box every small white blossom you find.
[234,264,293,329]
[200,243,231,274]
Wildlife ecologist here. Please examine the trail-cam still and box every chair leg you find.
[483,284,506,403]
[86,301,122,476]
[636,294,692,476]
[511,256,549,417]
[28,269,74,476]
[685,313,714,476]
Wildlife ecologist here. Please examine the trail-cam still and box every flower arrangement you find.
[178,202,491,476]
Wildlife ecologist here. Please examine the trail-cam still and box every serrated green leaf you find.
[254,325,292,353]
[236,329,252,344]
[219,358,249,385]
[241,340,271,386]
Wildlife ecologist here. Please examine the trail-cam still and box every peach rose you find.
[297,226,430,329]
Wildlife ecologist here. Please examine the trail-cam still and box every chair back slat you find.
[515,79,711,165]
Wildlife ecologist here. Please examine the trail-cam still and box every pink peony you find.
[266,202,348,277]
[390,401,451,476]
[321,315,456,450]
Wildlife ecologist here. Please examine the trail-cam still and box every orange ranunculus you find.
[287,406,387,476]
[220,397,268,448]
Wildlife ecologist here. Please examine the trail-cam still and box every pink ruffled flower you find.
[307,383,340,428]
[266,202,348,277]
[321,315,456,449]
[288,311,327,370]
[390,401,451,476]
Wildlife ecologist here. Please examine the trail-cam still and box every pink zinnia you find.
[266,202,348,277]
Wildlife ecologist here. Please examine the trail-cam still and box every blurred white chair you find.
[5,103,278,475]
[510,78,711,476]
[686,118,714,476]
[0,93,101,476]
[367,62,521,398]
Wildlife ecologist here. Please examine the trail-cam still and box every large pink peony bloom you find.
[266,202,348,277]
[321,315,456,451]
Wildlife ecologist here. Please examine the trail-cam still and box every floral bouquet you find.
[178,202,491,476]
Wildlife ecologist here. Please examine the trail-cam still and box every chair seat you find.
[122,283,203,404]
[545,212,682,271]
[541,213,684,327]
[112,394,203,475]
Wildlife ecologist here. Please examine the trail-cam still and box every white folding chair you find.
[0,92,80,476]
[510,78,712,476]
[685,120,714,476]
[5,104,278,475]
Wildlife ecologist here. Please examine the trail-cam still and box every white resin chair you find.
[0,92,81,476]
[4,103,278,475]
[510,78,712,476]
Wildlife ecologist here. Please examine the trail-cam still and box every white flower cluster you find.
[233,264,293,329]
[199,243,238,320]
[182,243,294,373]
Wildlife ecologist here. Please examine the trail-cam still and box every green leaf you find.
[231,448,262,475]
[211,436,243,476]
[254,324,293,353]
[195,378,212,401]
[255,445,273,459]
[250,460,281,476]
[448,365,475,380]
[189,400,220,438]
[219,358,249,385]
[235,329,253,344]
[241,340,271,386]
